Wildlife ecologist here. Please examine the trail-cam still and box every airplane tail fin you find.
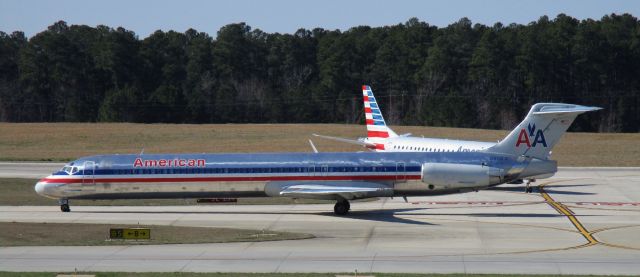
[487,103,601,160]
[362,85,398,140]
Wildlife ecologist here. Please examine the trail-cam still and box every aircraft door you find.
[396,162,406,182]
[321,165,328,177]
[309,165,315,177]
[82,161,96,191]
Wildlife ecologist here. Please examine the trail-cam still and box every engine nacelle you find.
[421,163,504,189]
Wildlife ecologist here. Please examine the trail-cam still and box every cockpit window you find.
[60,166,80,175]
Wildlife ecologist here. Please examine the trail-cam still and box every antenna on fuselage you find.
[308,139,319,153]
[139,147,144,156]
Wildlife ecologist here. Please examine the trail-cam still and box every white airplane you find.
[313,85,580,192]
[314,85,496,153]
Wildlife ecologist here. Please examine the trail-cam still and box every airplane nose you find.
[34,181,47,195]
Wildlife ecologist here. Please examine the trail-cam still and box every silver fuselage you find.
[35,151,556,201]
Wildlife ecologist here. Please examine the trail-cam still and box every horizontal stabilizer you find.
[532,104,602,115]
[312,134,375,148]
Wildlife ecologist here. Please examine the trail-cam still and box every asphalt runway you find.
[0,162,64,179]
[1,165,639,274]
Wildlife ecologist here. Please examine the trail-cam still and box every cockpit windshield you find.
[60,165,79,175]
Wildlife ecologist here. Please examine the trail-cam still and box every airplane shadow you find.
[83,207,595,225]
[543,184,596,188]
[86,208,438,226]
[542,188,597,196]
[318,208,437,226]
[488,184,596,195]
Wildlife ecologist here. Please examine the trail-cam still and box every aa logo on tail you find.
[516,123,547,147]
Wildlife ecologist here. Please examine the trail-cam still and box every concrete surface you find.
[0,162,65,179]
[0,166,639,274]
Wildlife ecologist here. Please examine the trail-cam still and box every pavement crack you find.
[363,226,375,251]
[274,251,291,273]
[178,250,204,272]
[369,252,377,273]
[168,212,186,226]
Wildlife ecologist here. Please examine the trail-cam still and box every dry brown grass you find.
[0,222,313,246]
[0,123,638,166]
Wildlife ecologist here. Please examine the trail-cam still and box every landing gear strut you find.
[334,200,350,215]
[59,199,70,212]
[525,179,535,193]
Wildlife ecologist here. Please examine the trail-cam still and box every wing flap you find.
[277,182,393,200]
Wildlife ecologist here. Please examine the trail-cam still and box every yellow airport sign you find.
[110,228,150,240]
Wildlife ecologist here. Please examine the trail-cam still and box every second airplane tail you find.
[362,85,398,140]
[487,103,601,160]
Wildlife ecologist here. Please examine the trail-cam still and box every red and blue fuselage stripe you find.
[42,174,422,184]
[42,165,422,183]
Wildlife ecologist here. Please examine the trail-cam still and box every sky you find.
[1,0,639,38]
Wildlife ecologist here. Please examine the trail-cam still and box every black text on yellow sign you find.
[110,228,151,240]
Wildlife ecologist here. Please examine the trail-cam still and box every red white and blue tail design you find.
[363,85,398,140]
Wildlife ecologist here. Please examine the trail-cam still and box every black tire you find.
[61,204,70,212]
[334,201,349,215]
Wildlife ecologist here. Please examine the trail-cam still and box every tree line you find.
[0,14,638,132]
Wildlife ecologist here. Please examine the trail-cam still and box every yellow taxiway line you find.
[538,183,599,246]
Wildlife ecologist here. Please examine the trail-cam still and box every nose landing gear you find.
[333,200,350,215]
[59,199,70,212]
[525,179,535,193]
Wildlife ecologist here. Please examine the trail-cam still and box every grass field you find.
[0,222,312,246]
[0,123,638,166]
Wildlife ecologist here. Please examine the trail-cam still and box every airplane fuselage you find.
[35,151,555,201]
[366,136,496,152]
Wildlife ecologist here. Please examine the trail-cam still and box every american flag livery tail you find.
[362,85,398,141]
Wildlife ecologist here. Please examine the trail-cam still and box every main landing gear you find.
[334,200,350,215]
[525,179,535,193]
[59,199,70,212]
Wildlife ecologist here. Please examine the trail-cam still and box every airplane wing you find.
[312,134,375,148]
[277,182,393,200]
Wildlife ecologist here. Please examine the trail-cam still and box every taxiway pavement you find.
[0,165,639,274]
[0,162,64,179]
